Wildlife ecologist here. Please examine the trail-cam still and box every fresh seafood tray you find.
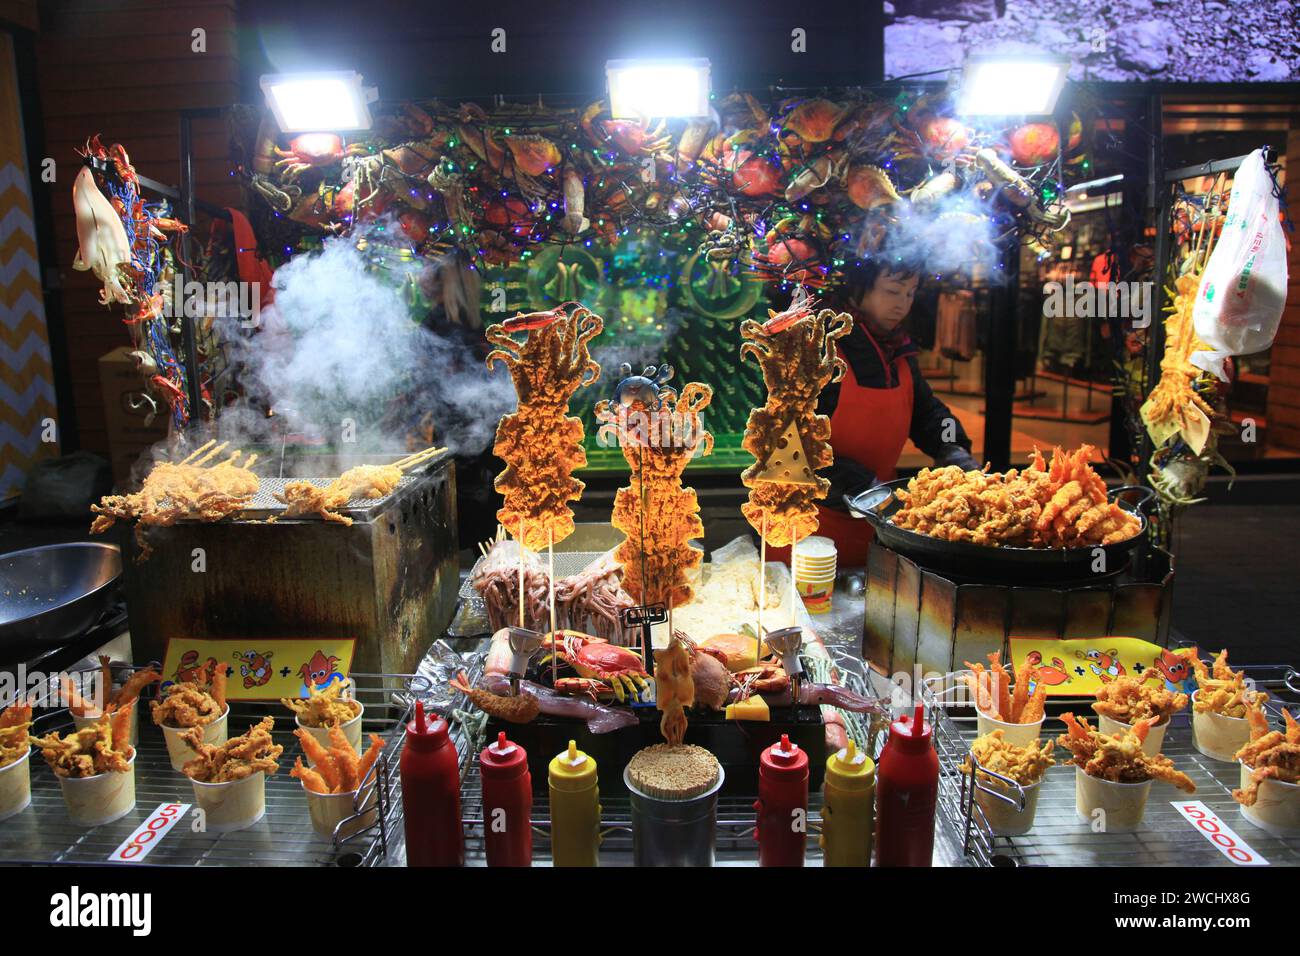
[0,674,419,867]
[924,666,1300,867]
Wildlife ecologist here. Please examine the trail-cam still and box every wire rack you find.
[922,665,1300,868]
[0,673,422,867]
[452,655,880,866]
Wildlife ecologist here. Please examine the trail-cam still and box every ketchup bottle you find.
[755,733,809,867]
[874,703,939,867]
[479,731,532,867]
[400,700,464,867]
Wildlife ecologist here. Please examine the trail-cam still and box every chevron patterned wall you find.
[0,32,58,499]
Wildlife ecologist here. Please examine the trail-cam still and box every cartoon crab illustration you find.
[612,363,675,409]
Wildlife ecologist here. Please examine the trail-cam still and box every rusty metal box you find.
[121,455,459,675]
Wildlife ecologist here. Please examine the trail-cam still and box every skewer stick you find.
[548,526,557,687]
[789,520,798,627]
[758,513,767,661]
[518,517,526,630]
[192,441,227,467]
[181,439,216,465]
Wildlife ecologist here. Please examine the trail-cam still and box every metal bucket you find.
[623,765,725,867]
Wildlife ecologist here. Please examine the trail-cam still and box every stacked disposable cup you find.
[792,536,837,615]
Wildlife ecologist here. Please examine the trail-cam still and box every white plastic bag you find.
[1190,149,1288,381]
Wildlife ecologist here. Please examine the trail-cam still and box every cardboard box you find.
[98,347,167,482]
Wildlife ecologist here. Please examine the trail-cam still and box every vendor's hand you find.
[934,447,979,472]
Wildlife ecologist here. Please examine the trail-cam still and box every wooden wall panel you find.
[1266,126,1300,452]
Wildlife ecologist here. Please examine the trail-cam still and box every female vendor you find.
[812,258,978,565]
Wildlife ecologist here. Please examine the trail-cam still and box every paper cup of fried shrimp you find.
[59,752,138,827]
[160,706,229,772]
[963,731,1054,837]
[966,653,1047,746]
[0,748,32,822]
[975,777,1043,837]
[1192,691,1252,762]
[1237,761,1300,836]
[182,717,282,833]
[1097,714,1169,758]
[188,772,267,833]
[291,724,386,840]
[1073,767,1152,833]
[74,705,139,748]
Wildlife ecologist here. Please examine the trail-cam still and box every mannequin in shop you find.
[789,258,979,566]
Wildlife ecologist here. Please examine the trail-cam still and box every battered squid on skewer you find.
[90,439,261,560]
[738,291,853,547]
[271,446,446,525]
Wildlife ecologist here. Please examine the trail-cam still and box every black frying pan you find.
[0,543,122,663]
[845,480,1153,582]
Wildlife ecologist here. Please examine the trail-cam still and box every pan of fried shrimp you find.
[847,445,1150,579]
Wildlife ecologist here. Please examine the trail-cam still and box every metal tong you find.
[764,625,806,706]
[505,626,543,696]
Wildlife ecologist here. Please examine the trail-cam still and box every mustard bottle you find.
[820,738,876,867]
[548,740,601,867]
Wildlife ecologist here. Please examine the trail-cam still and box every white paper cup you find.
[304,781,378,840]
[189,771,267,833]
[1238,761,1300,836]
[1191,691,1251,762]
[975,776,1042,837]
[73,706,139,748]
[295,702,364,768]
[160,706,229,772]
[1097,713,1169,757]
[976,710,1044,747]
[0,749,32,822]
[58,752,136,827]
[1074,767,1151,833]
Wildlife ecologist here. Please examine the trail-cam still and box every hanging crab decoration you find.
[540,631,650,703]
[273,133,371,180]
[581,101,672,158]
[1008,122,1061,167]
[612,362,676,409]
[781,98,848,146]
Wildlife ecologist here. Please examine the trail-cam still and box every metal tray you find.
[923,666,1300,867]
[0,673,421,867]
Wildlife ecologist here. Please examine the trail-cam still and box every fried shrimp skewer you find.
[272,446,447,525]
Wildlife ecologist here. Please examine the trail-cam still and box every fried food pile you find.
[182,716,283,783]
[90,440,260,559]
[596,382,714,608]
[1056,713,1194,790]
[1092,676,1188,725]
[486,304,603,552]
[963,652,1046,724]
[151,661,227,729]
[65,657,160,718]
[0,701,32,770]
[32,704,136,778]
[654,632,696,748]
[282,680,361,729]
[1233,705,1300,807]
[738,304,852,547]
[291,725,385,794]
[1191,649,1268,718]
[1141,271,1217,449]
[893,445,1140,549]
[272,447,445,525]
[962,730,1055,787]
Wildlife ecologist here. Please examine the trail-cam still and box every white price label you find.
[1171,800,1268,866]
[108,803,190,863]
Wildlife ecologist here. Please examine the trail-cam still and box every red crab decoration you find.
[482,196,534,239]
[916,115,970,162]
[725,147,782,197]
[757,237,826,286]
[1009,122,1061,167]
[540,631,650,703]
[782,98,848,144]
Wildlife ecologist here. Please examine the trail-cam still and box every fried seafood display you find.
[1192,649,1268,718]
[738,299,853,547]
[654,631,696,747]
[486,303,603,552]
[182,716,283,783]
[272,446,445,525]
[90,440,260,559]
[1233,705,1300,807]
[963,652,1046,723]
[893,445,1140,549]
[962,730,1055,786]
[470,542,634,638]
[291,725,385,794]
[449,670,541,724]
[0,701,32,769]
[1056,713,1195,791]
[1141,271,1217,449]
[64,657,159,718]
[32,705,136,778]
[282,680,361,728]
[151,661,228,728]
[1092,676,1188,726]
[595,382,714,609]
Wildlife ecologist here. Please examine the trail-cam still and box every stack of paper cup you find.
[792,536,837,615]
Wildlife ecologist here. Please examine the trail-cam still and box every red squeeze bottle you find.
[874,703,940,867]
[755,733,810,867]
[479,731,533,867]
[400,700,464,867]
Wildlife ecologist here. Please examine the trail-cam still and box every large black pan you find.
[0,543,122,663]
[845,480,1153,582]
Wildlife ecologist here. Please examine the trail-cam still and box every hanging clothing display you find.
[935,289,978,361]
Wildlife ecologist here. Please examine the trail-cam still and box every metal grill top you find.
[237,452,450,521]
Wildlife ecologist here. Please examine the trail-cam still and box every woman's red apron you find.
[768,341,914,568]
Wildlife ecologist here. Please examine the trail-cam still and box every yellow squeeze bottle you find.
[820,738,876,867]
[548,740,601,867]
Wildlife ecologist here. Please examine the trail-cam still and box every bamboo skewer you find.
[549,526,557,686]
[758,514,767,660]
[518,517,526,630]
[789,520,798,628]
